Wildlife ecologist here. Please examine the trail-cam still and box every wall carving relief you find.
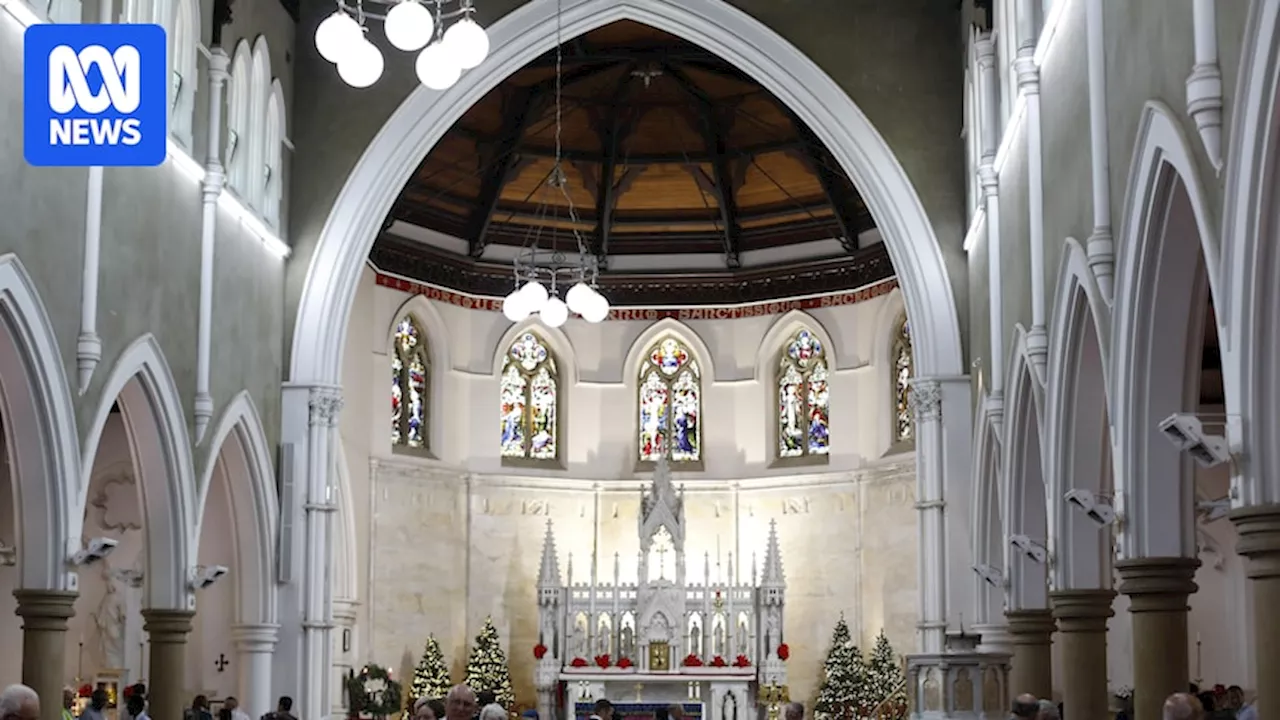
[89,464,142,532]
[781,497,810,515]
[953,668,973,711]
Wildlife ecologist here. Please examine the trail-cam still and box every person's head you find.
[446,685,479,720]
[1011,694,1039,719]
[91,690,109,710]
[479,703,507,720]
[126,693,146,717]
[192,695,209,711]
[0,685,39,720]
[667,705,685,720]
[783,702,803,720]
[1227,686,1245,710]
[593,699,614,720]
[62,689,74,710]
[1034,699,1059,720]
[1163,693,1204,720]
[225,697,239,711]
[1197,692,1215,712]
[277,697,293,713]
[477,692,496,709]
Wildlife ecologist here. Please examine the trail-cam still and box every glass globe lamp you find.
[519,280,549,314]
[415,41,462,90]
[581,290,610,323]
[442,17,489,69]
[502,289,530,323]
[565,282,593,315]
[383,1,434,52]
[315,11,362,64]
[337,37,384,88]
[541,297,569,328]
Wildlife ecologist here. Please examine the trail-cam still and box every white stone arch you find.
[1043,238,1113,591]
[1002,326,1049,610]
[753,310,838,460]
[227,41,252,198]
[263,80,286,229]
[970,400,1003,624]
[194,391,279,624]
[1220,0,1280,506]
[168,0,199,148]
[1111,101,1222,560]
[249,37,273,208]
[0,255,80,591]
[81,335,197,610]
[288,0,965,396]
[386,293,451,455]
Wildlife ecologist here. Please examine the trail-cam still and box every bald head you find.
[446,685,478,720]
[783,703,803,720]
[1011,694,1039,719]
[1163,693,1204,720]
[0,685,39,720]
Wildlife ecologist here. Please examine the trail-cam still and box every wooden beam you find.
[464,88,540,257]
[592,67,641,265]
[785,110,868,253]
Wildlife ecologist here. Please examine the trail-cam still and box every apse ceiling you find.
[373,21,894,305]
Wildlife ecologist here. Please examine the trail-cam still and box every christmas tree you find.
[411,634,452,700]
[863,630,906,716]
[813,615,866,720]
[465,617,515,707]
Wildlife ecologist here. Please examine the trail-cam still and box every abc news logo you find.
[24,24,167,167]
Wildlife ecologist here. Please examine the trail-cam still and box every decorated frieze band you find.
[375,272,899,320]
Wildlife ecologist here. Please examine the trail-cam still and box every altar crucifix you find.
[214,654,229,673]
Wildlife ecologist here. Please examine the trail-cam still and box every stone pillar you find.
[14,589,77,720]
[1116,557,1199,719]
[1049,590,1114,720]
[1232,505,1280,720]
[232,623,279,719]
[1005,609,1055,701]
[143,609,194,720]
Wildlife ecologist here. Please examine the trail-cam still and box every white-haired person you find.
[0,684,39,720]
[479,704,507,720]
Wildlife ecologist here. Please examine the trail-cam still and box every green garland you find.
[347,663,403,719]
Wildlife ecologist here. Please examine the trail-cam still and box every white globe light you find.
[541,297,569,328]
[502,290,530,323]
[383,1,434,52]
[315,11,362,64]
[520,280,549,313]
[581,291,610,323]
[337,37,384,88]
[415,41,461,90]
[565,282,594,315]
[442,17,489,70]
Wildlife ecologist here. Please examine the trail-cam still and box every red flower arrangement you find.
[732,654,751,668]
[570,658,589,668]
[122,687,135,699]
[533,644,548,660]
[594,654,612,669]
[681,654,704,667]
[710,656,727,667]
[617,657,634,669]
[777,643,790,661]
[78,685,92,699]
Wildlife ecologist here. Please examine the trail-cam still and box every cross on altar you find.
[214,654,229,672]
[634,684,644,702]
[656,544,668,578]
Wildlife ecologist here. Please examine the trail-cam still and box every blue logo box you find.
[24,23,168,167]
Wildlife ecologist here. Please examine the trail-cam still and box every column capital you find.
[13,589,77,631]
[231,623,280,653]
[1231,504,1280,578]
[1049,589,1115,632]
[142,608,195,639]
[1004,609,1055,645]
[1115,556,1200,612]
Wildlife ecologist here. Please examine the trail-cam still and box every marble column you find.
[1116,557,1199,719]
[1005,609,1055,701]
[1049,589,1114,720]
[232,623,279,719]
[1232,505,1280,720]
[14,589,77,720]
[143,609,195,720]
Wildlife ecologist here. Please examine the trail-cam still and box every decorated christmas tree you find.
[465,617,515,707]
[863,630,907,716]
[813,615,866,720]
[411,634,452,700]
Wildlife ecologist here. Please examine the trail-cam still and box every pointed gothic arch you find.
[1003,326,1049,610]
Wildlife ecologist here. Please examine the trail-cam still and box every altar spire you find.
[537,519,561,589]
[761,520,785,589]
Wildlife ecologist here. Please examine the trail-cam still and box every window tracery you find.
[500,332,559,462]
[892,315,915,443]
[391,316,430,451]
[776,328,830,459]
[637,337,701,463]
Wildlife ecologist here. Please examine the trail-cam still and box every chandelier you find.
[314,0,490,89]
[498,0,611,328]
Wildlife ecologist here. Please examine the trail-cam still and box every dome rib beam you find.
[592,64,641,267]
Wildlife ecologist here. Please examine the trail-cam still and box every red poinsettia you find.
[732,654,751,668]
[78,685,92,699]
[710,656,727,667]
[681,654,704,667]
[777,643,790,661]
[617,657,634,669]
[570,657,589,668]
[594,654,612,669]
[533,644,548,660]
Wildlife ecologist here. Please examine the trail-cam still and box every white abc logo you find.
[47,44,141,114]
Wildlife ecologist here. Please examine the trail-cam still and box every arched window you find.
[248,38,273,208]
[227,44,251,197]
[391,316,430,451]
[892,315,915,443]
[500,332,559,462]
[638,337,701,464]
[262,83,285,228]
[168,0,198,148]
[777,328,830,459]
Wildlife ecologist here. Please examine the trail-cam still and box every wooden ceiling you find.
[378,21,890,303]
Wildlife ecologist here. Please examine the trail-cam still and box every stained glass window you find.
[391,316,430,450]
[638,337,701,463]
[893,315,915,443]
[777,329,830,458]
[500,332,559,461]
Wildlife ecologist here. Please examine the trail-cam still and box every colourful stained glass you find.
[893,316,914,442]
[391,317,430,450]
[500,332,559,461]
[776,328,830,459]
[638,337,701,462]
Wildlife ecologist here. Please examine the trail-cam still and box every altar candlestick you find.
[727,551,736,651]
[704,552,711,586]
[567,553,574,586]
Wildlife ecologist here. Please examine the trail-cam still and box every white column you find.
[194,47,230,441]
[1186,0,1223,172]
[232,623,279,719]
[912,380,946,653]
[1015,0,1049,380]
[76,0,114,392]
[1084,0,1115,298]
[975,35,1005,399]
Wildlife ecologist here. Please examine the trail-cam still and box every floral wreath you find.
[346,664,403,719]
